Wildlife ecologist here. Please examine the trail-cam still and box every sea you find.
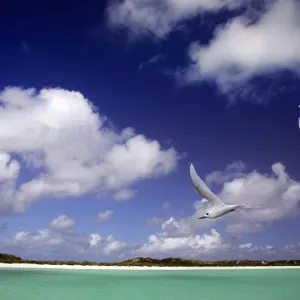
[1,268,300,300]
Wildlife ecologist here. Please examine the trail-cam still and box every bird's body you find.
[190,164,252,219]
[203,204,239,219]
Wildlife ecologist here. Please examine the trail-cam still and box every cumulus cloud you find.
[148,162,300,239]
[205,160,246,187]
[88,233,102,247]
[1,225,299,260]
[182,0,300,96]
[96,210,114,224]
[219,162,300,234]
[135,228,230,258]
[134,222,299,259]
[106,0,241,39]
[236,242,300,259]
[0,229,130,261]
[87,234,129,258]
[107,0,300,101]
[0,87,179,214]
[102,234,128,255]
[220,162,300,234]
[1,229,63,254]
[239,243,274,254]
[49,215,75,234]
[0,152,20,181]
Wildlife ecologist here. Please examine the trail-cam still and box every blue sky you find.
[0,0,300,262]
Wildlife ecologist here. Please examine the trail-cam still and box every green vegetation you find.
[1,253,300,267]
[0,253,23,264]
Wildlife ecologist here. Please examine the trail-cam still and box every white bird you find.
[190,163,254,220]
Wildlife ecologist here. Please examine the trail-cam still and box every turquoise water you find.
[1,268,300,300]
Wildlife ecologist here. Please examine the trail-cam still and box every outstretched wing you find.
[190,164,224,207]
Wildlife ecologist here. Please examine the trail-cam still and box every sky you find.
[0,0,300,262]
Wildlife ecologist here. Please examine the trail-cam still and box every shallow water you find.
[1,268,300,300]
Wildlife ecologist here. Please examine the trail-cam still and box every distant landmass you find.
[1,253,300,267]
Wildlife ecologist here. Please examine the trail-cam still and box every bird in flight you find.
[190,164,257,220]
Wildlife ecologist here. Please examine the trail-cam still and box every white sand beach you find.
[1,263,300,270]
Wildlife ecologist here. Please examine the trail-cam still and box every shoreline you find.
[1,263,300,270]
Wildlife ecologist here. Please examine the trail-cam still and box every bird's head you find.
[198,212,211,219]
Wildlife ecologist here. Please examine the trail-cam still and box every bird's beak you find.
[198,216,206,219]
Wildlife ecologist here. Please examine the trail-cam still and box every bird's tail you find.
[237,204,262,211]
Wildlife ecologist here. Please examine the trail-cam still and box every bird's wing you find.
[190,164,224,207]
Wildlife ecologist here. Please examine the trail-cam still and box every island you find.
[1,253,300,269]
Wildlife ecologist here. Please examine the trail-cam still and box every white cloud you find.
[213,162,300,234]
[219,163,300,233]
[103,235,128,255]
[183,0,300,96]
[0,229,130,260]
[238,243,275,255]
[29,161,290,260]
[148,162,300,238]
[0,87,179,214]
[239,243,252,249]
[205,160,246,187]
[2,229,63,254]
[134,224,298,259]
[226,161,246,172]
[97,210,114,224]
[135,228,229,258]
[220,162,300,234]
[107,1,300,101]
[1,226,300,260]
[49,215,75,234]
[106,0,240,39]
[0,152,20,181]
[88,233,102,247]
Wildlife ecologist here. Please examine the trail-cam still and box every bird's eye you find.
[206,213,209,216]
